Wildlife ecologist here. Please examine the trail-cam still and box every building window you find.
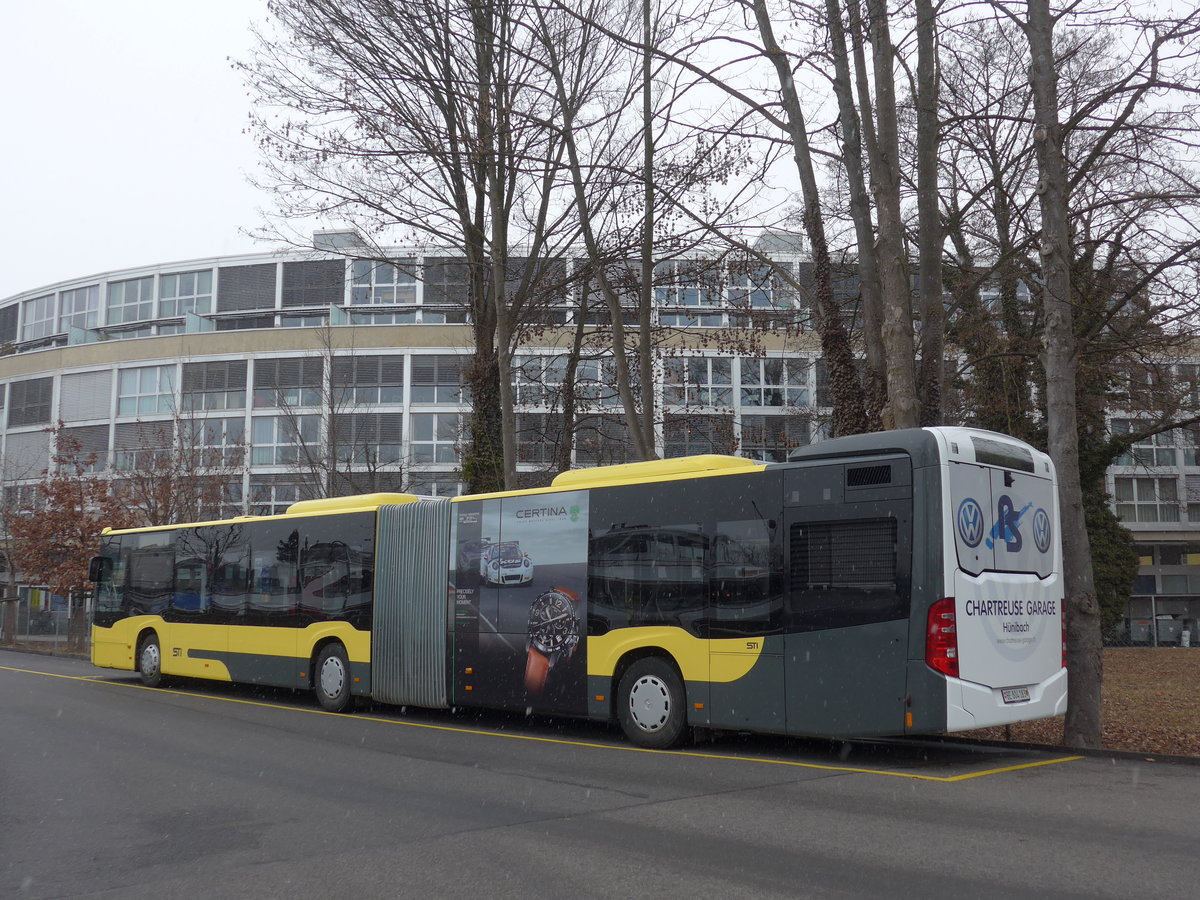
[726,262,804,328]
[184,416,247,466]
[575,358,624,407]
[61,424,110,472]
[351,260,417,305]
[107,276,156,325]
[741,415,810,462]
[282,260,345,309]
[410,355,463,404]
[515,412,563,465]
[249,476,314,516]
[422,257,469,306]
[182,360,247,411]
[410,413,460,463]
[1176,363,1200,410]
[1187,475,1200,522]
[656,261,723,327]
[117,365,176,416]
[1111,420,1177,467]
[252,415,319,466]
[727,263,773,308]
[217,264,277,313]
[113,421,174,471]
[253,357,323,408]
[405,476,462,497]
[664,413,735,458]
[740,358,809,407]
[280,313,328,328]
[59,286,100,331]
[8,377,54,427]
[159,271,213,317]
[106,325,157,340]
[513,355,567,406]
[1175,425,1199,467]
[574,414,631,466]
[21,295,56,341]
[216,314,275,331]
[1114,476,1180,523]
[332,355,404,405]
[664,357,732,407]
[349,310,419,326]
[331,412,403,464]
[814,360,832,407]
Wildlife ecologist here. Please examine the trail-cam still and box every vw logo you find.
[1033,508,1052,554]
[957,498,984,548]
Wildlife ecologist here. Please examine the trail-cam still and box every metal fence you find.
[0,591,90,656]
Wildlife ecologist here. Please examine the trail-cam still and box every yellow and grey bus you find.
[90,426,1066,748]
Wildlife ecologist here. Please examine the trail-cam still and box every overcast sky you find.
[0,1,275,299]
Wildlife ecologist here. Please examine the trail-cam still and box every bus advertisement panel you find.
[451,491,589,715]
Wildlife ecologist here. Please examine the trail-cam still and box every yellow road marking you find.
[0,663,1082,782]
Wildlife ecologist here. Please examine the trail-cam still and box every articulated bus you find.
[90,426,1066,748]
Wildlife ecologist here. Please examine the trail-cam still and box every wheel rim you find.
[141,642,160,678]
[627,675,671,733]
[319,655,346,699]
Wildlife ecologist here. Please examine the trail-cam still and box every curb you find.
[929,733,1200,767]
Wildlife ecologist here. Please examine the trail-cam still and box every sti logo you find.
[957,498,984,548]
[1033,508,1052,554]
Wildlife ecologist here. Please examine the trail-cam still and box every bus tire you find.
[314,643,352,713]
[617,657,687,749]
[137,633,163,688]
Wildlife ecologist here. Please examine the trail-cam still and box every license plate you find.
[1001,687,1031,704]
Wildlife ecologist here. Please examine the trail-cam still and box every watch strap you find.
[524,646,551,693]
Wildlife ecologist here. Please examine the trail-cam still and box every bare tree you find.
[245,0,590,490]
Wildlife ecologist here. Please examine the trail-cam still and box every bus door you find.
[782,460,912,737]
[706,517,785,733]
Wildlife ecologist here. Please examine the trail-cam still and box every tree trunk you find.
[1023,0,1102,749]
[825,0,886,429]
[914,0,944,426]
[754,0,867,436]
[864,0,918,429]
[638,0,659,458]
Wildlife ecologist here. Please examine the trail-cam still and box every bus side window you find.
[709,519,781,637]
[209,525,250,621]
[247,524,300,624]
[588,524,706,632]
[127,534,174,615]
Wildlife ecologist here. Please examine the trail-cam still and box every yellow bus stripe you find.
[0,664,1081,782]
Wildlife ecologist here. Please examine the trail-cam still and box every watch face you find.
[527,588,580,656]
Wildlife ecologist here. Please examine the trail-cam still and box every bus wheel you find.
[314,643,352,713]
[617,658,686,749]
[138,634,163,688]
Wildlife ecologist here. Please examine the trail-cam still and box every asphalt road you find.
[3,648,1199,899]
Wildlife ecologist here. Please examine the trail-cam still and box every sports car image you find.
[479,540,534,585]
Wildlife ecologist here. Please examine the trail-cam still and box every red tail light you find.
[926,597,959,678]
[1061,612,1068,670]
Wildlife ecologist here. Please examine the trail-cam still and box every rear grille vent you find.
[846,464,892,487]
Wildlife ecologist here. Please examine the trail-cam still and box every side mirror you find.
[88,556,111,583]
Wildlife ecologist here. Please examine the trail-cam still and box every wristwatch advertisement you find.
[524,587,580,693]
[451,491,589,714]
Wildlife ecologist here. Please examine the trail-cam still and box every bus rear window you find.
[970,436,1035,473]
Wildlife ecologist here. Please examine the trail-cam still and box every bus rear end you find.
[928,428,1067,731]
